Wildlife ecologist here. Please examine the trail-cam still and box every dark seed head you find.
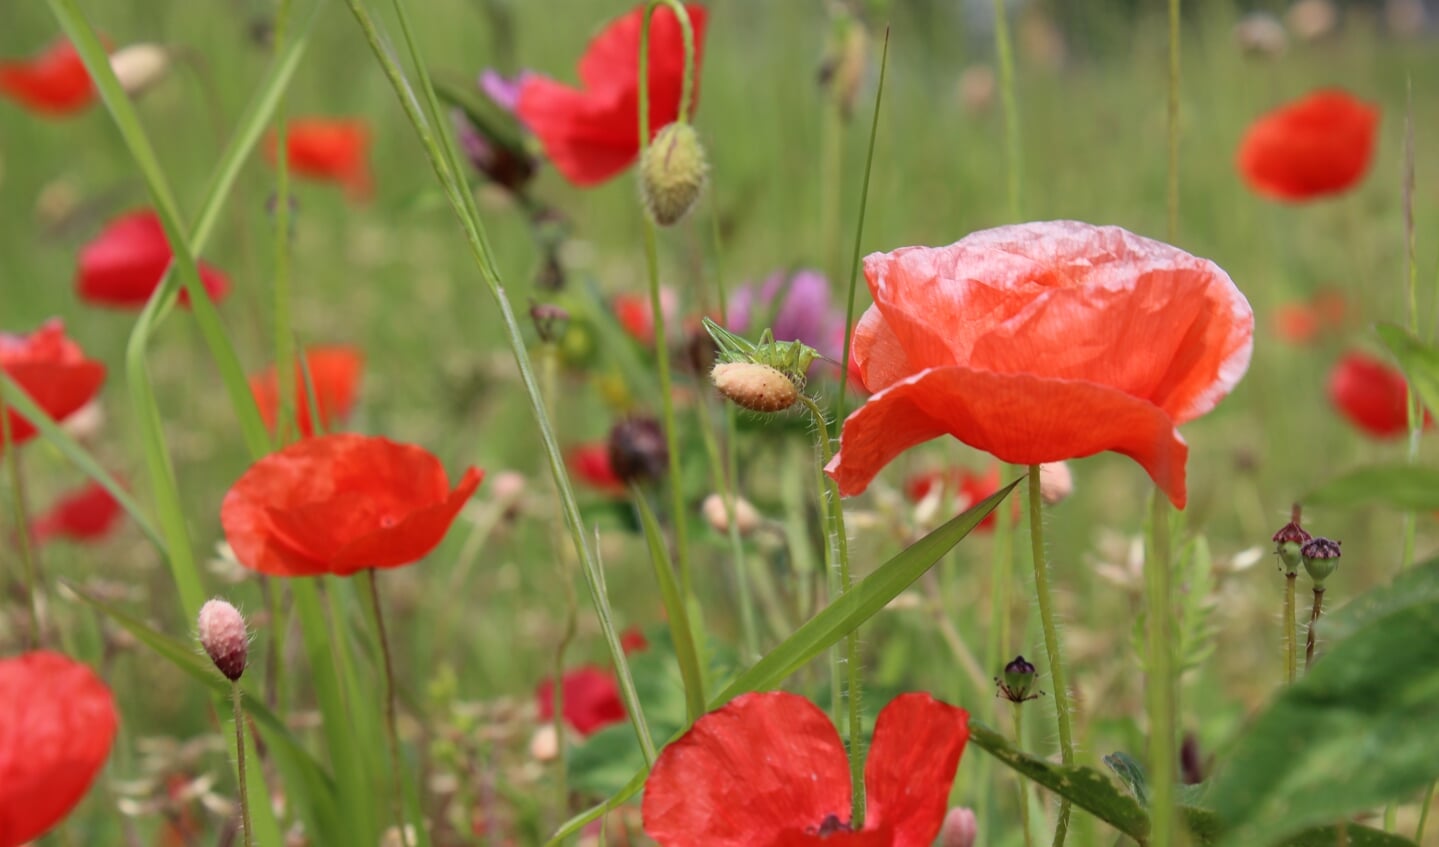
[607,417,668,486]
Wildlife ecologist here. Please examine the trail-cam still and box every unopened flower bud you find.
[640,122,708,226]
[939,806,978,847]
[1301,537,1342,585]
[711,362,798,413]
[109,44,171,97]
[998,655,1038,703]
[701,493,761,537]
[1272,506,1312,575]
[1038,461,1073,505]
[530,302,570,345]
[197,598,248,681]
[608,417,668,485]
[529,724,559,762]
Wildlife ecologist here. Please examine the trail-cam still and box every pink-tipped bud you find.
[940,806,977,847]
[701,493,761,537]
[197,598,248,681]
[1039,461,1073,505]
[711,362,799,413]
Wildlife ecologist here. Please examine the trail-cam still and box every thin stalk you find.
[1146,488,1177,847]
[541,343,574,814]
[232,681,255,847]
[1401,83,1420,575]
[1028,465,1073,846]
[1304,586,1325,671]
[1166,0,1181,242]
[1015,702,1034,847]
[992,0,1021,220]
[366,570,411,847]
[587,526,659,766]
[1416,781,1435,842]
[1284,573,1297,683]
[0,398,41,649]
[799,393,863,824]
[272,0,296,445]
[696,400,758,659]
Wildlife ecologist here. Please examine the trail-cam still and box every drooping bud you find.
[607,417,668,486]
[1272,504,1312,575]
[939,807,978,847]
[711,361,799,413]
[639,122,708,227]
[1301,537,1342,586]
[109,44,172,97]
[1038,461,1073,506]
[197,598,248,681]
[998,655,1040,703]
[701,492,761,537]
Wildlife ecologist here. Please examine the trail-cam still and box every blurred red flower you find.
[0,39,98,116]
[0,651,118,847]
[536,666,627,736]
[827,221,1254,509]
[221,434,483,577]
[620,626,649,655]
[0,320,106,452]
[613,289,679,346]
[76,210,230,309]
[1274,302,1320,345]
[569,442,626,494]
[1237,89,1379,202]
[1328,351,1429,438]
[249,346,364,438]
[31,481,122,545]
[642,691,969,846]
[267,118,373,201]
[904,465,1003,531]
[517,3,708,186]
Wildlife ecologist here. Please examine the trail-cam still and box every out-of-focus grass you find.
[3,0,1439,843]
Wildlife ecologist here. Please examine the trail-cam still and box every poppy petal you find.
[862,693,969,847]
[827,366,1189,508]
[2,359,106,446]
[643,691,853,847]
[250,345,365,437]
[31,481,122,544]
[0,41,95,115]
[329,467,483,572]
[76,210,229,308]
[1237,89,1379,202]
[1327,351,1426,439]
[536,666,627,736]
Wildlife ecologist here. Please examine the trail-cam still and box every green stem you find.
[1284,573,1297,684]
[992,0,1021,220]
[1304,586,1324,672]
[1416,781,1436,841]
[272,0,296,445]
[232,681,255,847]
[540,344,574,816]
[1028,465,1073,846]
[1166,0,1181,243]
[696,401,758,659]
[366,570,411,847]
[1146,488,1177,847]
[0,396,41,649]
[1015,701,1034,847]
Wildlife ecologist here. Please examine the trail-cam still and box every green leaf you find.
[1183,807,1414,847]
[633,490,707,722]
[1103,750,1151,807]
[1376,323,1439,419]
[546,480,1020,844]
[1323,554,1439,644]
[1206,568,1439,847]
[1305,465,1439,511]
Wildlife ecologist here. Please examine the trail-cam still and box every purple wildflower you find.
[728,269,847,370]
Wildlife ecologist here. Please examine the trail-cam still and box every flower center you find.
[808,813,854,837]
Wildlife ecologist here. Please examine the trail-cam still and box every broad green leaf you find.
[1207,584,1439,846]
[634,490,707,721]
[546,480,1020,844]
[1305,465,1439,511]
[1324,554,1439,644]
[1183,807,1414,847]
[1376,323,1439,420]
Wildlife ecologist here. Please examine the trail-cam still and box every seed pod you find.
[701,492,761,537]
[711,362,798,413]
[1301,536,1342,585]
[607,417,668,486]
[639,122,708,226]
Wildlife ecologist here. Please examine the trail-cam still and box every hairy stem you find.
[1146,488,1177,847]
[366,569,411,847]
[1304,586,1325,672]
[1028,465,1073,846]
[232,681,255,847]
[1284,573,1297,684]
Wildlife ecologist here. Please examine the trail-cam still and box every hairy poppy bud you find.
[711,362,798,413]
[939,807,978,847]
[1301,536,1342,585]
[110,44,171,97]
[608,417,668,485]
[640,122,708,227]
[998,655,1039,703]
[197,598,248,681]
[1272,506,1312,575]
[1039,461,1073,505]
[701,492,761,537]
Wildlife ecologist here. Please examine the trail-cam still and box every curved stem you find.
[641,0,697,129]
[1146,488,1177,847]
[1304,587,1325,672]
[1284,574,1297,683]
[232,681,255,847]
[366,569,411,847]
[1028,465,1073,846]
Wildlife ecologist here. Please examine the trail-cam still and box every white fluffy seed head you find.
[197,598,248,681]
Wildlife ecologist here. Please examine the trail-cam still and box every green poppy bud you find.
[640,122,708,227]
[1301,536,1342,586]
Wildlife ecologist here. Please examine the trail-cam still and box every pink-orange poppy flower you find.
[0,651,118,847]
[827,221,1254,509]
[1328,351,1429,438]
[1,320,106,452]
[536,666,627,737]
[1237,89,1379,202]
[248,346,364,438]
[642,691,969,846]
[221,434,483,577]
[31,481,123,545]
[517,3,708,187]
[76,210,231,309]
[0,39,98,116]
[266,118,373,200]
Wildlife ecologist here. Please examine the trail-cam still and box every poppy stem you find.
[990,0,1021,220]
[365,569,412,847]
[271,0,297,447]
[232,680,255,847]
[1304,586,1325,672]
[643,0,697,126]
[1026,465,1072,845]
[1284,573,1297,683]
[1014,701,1034,847]
[1145,487,1178,847]
[0,398,43,650]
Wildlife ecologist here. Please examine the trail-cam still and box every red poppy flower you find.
[31,481,122,545]
[643,691,969,846]
[76,210,230,309]
[1328,351,1429,438]
[0,650,118,847]
[904,466,1003,531]
[220,434,483,577]
[1274,302,1320,345]
[536,666,627,736]
[266,118,373,201]
[517,3,708,186]
[569,442,626,494]
[827,221,1254,509]
[0,320,106,452]
[620,626,650,655]
[249,346,364,438]
[0,39,97,116]
[1237,89,1379,202]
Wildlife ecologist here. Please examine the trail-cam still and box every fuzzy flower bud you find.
[109,44,172,97]
[1301,536,1342,586]
[640,122,708,226]
[701,493,761,537]
[939,807,978,847]
[1038,461,1073,505]
[608,417,668,486]
[711,361,799,413]
[197,598,248,681]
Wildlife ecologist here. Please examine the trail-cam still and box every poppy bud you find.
[1272,508,1312,576]
[939,807,978,847]
[1301,536,1342,586]
[1039,461,1073,505]
[711,362,799,413]
[109,44,171,97]
[530,724,559,762]
[607,417,668,485]
[998,655,1039,703]
[197,598,248,681]
[639,122,708,227]
[530,302,570,345]
[701,492,761,537]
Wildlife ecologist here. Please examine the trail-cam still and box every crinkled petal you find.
[328,468,482,573]
[517,77,638,186]
[2,360,106,447]
[827,366,1189,508]
[862,694,970,847]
